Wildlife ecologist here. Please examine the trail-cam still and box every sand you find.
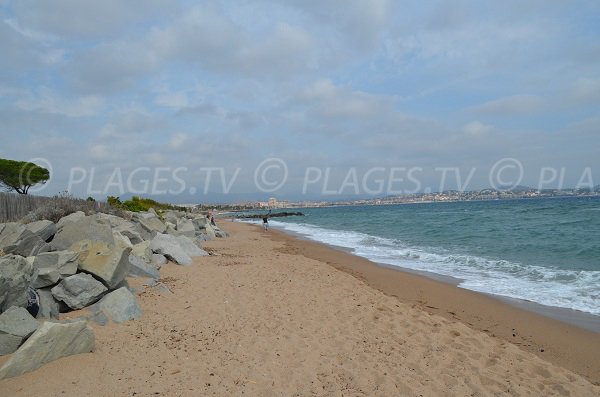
[1,221,598,396]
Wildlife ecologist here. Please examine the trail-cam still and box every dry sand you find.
[1,221,598,396]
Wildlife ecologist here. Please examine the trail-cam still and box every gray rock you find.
[86,310,108,326]
[131,241,152,262]
[94,287,142,324]
[0,334,21,356]
[51,274,107,310]
[174,235,209,257]
[51,214,114,251]
[0,306,39,355]
[0,255,35,313]
[95,213,145,244]
[175,218,196,238]
[0,223,50,257]
[36,289,59,319]
[33,250,79,278]
[71,239,132,289]
[150,233,192,265]
[0,320,95,379]
[214,229,229,238]
[128,254,160,279]
[56,211,86,229]
[32,267,61,288]
[151,254,167,268]
[134,212,166,236]
[25,220,57,242]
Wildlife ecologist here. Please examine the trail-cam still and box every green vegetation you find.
[0,158,50,194]
[106,195,188,213]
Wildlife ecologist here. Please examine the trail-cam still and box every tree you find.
[0,158,50,194]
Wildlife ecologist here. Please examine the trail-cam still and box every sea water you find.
[268,197,600,317]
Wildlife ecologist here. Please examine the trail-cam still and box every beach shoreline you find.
[258,222,600,385]
[264,221,600,334]
[1,220,598,395]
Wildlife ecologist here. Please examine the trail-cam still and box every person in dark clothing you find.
[262,215,269,231]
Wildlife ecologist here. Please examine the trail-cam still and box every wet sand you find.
[0,221,598,396]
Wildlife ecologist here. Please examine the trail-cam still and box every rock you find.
[93,287,142,324]
[150,234,192,265]
[95,213,145,244]
[134,212,166,236]
[215,229,229,238]
[0,223,50,257]
[33,250,79,278]
[32,267,60,288]
[148,208,159,217]
[175,218,196,238]
[0,334,21,356]
[0,306,39,355]
[0,255,35,313]
[51,274,107,310]
[0,320,95,380]
[56,211,86,228]
[36,289,59,319]
[51,214,114,251]
[131,241,152,263]
[162,210,180,224]
[71,239,132,289]
[174,235,209,257]
[25,220,57,242]
[128,254,160,279]
[151,254,167,268]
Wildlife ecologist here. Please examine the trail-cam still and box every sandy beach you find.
[1,221,598,396]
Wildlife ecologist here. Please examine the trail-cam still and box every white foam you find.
[270,220,600,316]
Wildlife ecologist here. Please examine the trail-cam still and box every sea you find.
[261,197,599,319]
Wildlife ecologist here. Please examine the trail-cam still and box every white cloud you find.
[463,121,493,136]
[16,87,103,117]
[298,79,394,120]
[470,95,543,115]
[169,133,187,149]
[570,78,600,104]
[90,144,111,160]
[11,0,171,38]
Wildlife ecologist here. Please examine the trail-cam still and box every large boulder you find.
[36,289,59,319]
[174,235,209,257]
[0,255,36,313]
[150,234,192,265]
[32,267,60,288]
[0,320,95,380]
[133,212,166,237]
[33,250,79,278]
[93,287,142,324]
[51,274,107,310]
[51,214,114,251]
[151,254,167,268]
[25,220,57,242]
[71,239,131,289]
[0,223,50,257]
[131,241,153,263]
[175,218,196,238]
[0,306,38,355]
[56,211,86,229]
[128,255,160,279]
[95,213,145,245]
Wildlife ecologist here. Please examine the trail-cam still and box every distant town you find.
[196,186,600,211]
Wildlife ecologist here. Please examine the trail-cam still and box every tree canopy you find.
[0,158,50,194]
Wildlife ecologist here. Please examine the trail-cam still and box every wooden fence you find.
[0,192,108,223]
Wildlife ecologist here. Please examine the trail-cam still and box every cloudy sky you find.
[1,0,599,202]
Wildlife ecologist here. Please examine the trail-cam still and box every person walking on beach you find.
[262,215,269,231]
